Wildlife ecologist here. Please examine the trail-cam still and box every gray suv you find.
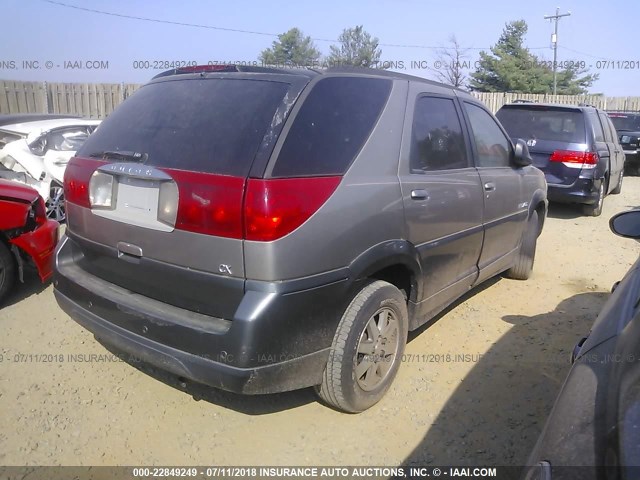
[54,65,547,412]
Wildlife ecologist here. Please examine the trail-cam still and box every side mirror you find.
[512,139,532,167]
[610,210,640,239]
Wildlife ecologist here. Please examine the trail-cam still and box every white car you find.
[0,116,101,221]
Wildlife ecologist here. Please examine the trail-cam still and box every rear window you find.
[270,77,392,177]
[609,114,640,132]
[77,78,289,176]
[496,106,586,143]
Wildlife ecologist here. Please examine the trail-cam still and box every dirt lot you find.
[1,178,639,468]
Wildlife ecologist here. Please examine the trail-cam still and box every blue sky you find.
[2,0,638,95]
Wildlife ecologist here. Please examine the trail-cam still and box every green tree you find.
[327,25,382,67]
[259,28,321,66]
[469,20,597,94]
[554,64,599,95]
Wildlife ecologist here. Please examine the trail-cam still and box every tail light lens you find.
[166,169,245,238]
[89,171,116,209]
[550,150,599,169]
[64,157,106,208]
[244,177,341,241]
[157,181,179,226]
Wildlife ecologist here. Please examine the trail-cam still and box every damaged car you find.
[0,116,101,222]
[0,179,59,304]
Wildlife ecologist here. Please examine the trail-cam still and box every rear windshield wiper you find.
[88,151,148,162]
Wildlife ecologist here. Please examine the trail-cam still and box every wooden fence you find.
[1,79,639,118]
[0,80,142,119]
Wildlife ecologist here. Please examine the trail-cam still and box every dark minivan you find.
[497,103,625,216]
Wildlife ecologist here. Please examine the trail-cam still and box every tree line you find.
[259,21,597,94]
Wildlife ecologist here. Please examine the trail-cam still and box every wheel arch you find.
[348,240,423,305]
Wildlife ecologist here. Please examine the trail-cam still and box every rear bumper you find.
[547,176,602,205]
[54,235,350,394]
[54,289,330,394]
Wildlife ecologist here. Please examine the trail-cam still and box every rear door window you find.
[77,78,290,176]
[270,77,392,177]
[410,96,469,172]
[496,106,586,144]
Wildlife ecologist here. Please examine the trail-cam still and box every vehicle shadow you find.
[97,339,316,415]
[0,269,50,309]
[408,277,502,342]
[402,291,609,467]
[546,202,583,220]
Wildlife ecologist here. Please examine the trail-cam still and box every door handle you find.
[411,189,429,200]
[484,182,496,192]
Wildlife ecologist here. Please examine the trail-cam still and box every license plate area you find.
[92,175,174,232]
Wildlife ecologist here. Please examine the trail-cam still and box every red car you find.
[0,179,59,303]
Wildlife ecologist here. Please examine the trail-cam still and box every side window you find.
[590,112,605,142]
[464,103,512,168]
[410,96,468,172]
[606,117,621,145]
[600,113,618,144]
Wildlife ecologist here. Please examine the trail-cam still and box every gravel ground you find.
[1,178,639,467]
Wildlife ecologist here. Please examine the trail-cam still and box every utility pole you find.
[544,7,571,95]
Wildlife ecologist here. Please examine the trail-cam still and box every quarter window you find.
[410,96,468,172]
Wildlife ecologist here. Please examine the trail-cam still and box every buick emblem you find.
[526,139,537,147]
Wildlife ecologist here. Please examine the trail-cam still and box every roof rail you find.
[512,99,534,103]
[151,64,317,80]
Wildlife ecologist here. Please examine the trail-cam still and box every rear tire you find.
[611,171,623,195]
[582,180,605,217]
[506,211,539,280]
[315,280,408,413]
[0,242,16,304]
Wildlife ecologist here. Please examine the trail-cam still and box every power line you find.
[42,0,549,51]
[557,45,612,61]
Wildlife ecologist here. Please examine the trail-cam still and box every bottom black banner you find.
[0,465,629,480]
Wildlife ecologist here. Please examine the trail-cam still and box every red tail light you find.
[64,157,107,208]
[65,158,340,241]
[165,169,245,238]
[550,150,599,166]
[244,177,341,242]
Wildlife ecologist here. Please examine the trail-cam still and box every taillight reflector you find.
[244,176,341,242]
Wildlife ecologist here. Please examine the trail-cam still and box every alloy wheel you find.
[355,307,400,391]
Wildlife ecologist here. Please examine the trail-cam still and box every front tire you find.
[0,242,16,304]
[316,280,409,413]
[506,211,539,280]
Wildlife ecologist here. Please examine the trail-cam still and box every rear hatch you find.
[496,105,589,186]
[64,72,308,318]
